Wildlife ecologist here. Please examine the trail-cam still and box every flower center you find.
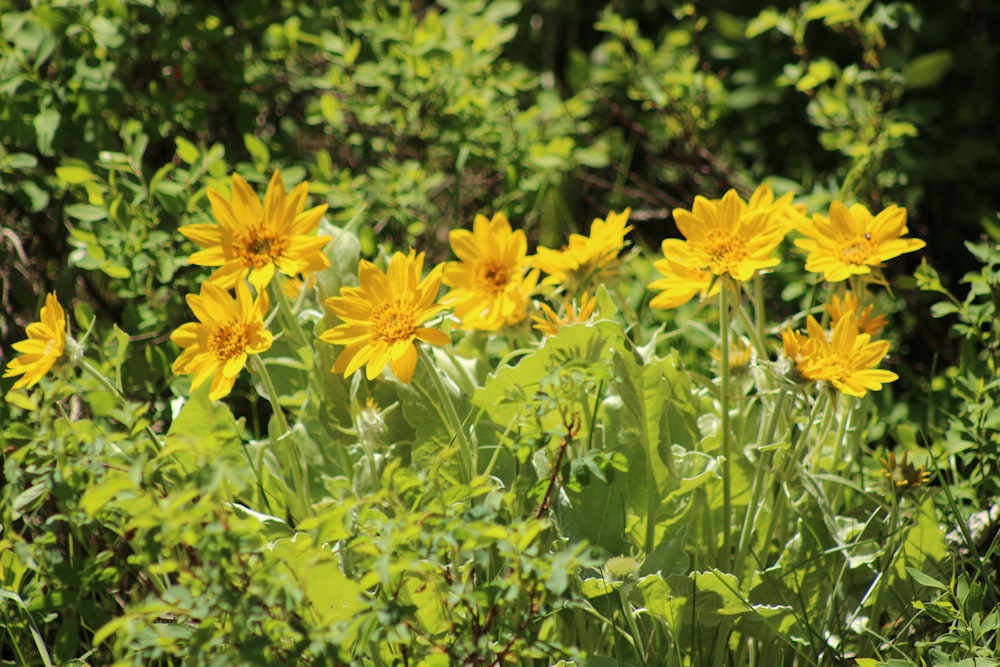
[821,354,855,385]
[370,300,416,344]
[840,235,875,265]
[703,231,748,274]
[210,318,251,362]
[476,259,510,294]
[237,226,287,269]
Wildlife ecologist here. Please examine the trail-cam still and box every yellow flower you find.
[663,189,785,282]
[3,292,67,389]
[748,183,809,234]
[171,281,273,401]
[533,209,631,290]
[442,212,540,331]
[320,250,450,383]
[648,254,718,310]
[795,201,926,282]
[792,312,898,397]
[180,170,331,290]
[826,292,887,336]
[531,292,598,337]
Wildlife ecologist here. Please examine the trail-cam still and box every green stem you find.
[79,358,161,452]
[618,586,647,667]
[779,390,828,482]
[719,277,734,569]
[419,347,475,483]
[734,389,789,580]
[249,355,312,520]
[271,276,324,388]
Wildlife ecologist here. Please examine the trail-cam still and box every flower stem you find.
[718,277,734,570]
[271,276,324,388]
[249,355,312,520]
[419,347,475,483]
[734,388,788,579]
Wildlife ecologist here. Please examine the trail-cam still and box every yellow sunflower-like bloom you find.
[320,250,450,383]
[3,292,67,389]
[179,170,331,290]
[171,281,273,401]
[668,190,785,281]
[784,312,898,397]
[533,209,632,290]
[649,190,786,309]
[795,201,926,282]
[531,292,598,337]
[442,212,540,331]
[826,292,887,336]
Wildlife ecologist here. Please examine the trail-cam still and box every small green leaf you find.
[100,263,132,279]
[906,51,953,89]
[175,137,200,165]
[64,203,107,222]
[905,566,947,590]
[244,133,270,168]
[34,108,60,154]
[6,153,38,169]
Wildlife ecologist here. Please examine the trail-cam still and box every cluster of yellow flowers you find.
[170,171,330,400]
[646,184,924,397]
[4,172,925,402]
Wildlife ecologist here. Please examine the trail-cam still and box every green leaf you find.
[6,152,38,169]
[906,51,953,89]
[80,473,136,518]
[802,0,854,25]
[33,108,60,154]
[906,566,947,590]
[475,321,628,428]
[64,203,107,221]
[244,133,270,169]
[100,262,132,279]
[175,137,200,165]
[268,533,364,625]
[320,94,343,128]
[164,383,241,461]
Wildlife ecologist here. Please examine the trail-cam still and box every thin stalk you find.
[271,276,324,388]
[249,355,312,520]
[781,391,831,481]
[734,389,789,579]
[419,348,475,482]
[617,586,648,667]
[827,394,852,475]
[719,277,734,569]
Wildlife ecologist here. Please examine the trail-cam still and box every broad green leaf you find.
[80,473,136,518]
[475,321,628,429]
[268,533,364,625]
[163,383,241,462]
